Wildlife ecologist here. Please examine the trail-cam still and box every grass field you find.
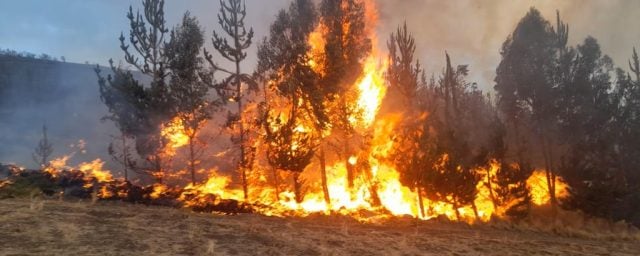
[0,198,638,255]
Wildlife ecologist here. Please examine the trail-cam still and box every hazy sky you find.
[1,0,640,91]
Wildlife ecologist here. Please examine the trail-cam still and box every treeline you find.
[0,48,66,63]
[96,0,640,226]
[493,9,640,225]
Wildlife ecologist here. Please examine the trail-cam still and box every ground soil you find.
[0,198,638,255]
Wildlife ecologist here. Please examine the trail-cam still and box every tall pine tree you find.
[257,0,320,204]
[204,0,257,200]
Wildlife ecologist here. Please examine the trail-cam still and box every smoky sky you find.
[377,0,640,91]
[1,0,640,90]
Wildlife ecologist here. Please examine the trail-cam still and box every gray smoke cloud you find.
[375,0,640,91]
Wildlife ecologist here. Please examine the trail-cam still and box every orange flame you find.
[527,170,568,206]
[161,116,191,156]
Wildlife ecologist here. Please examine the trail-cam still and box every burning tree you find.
[257,0,321,204]
[480,115,532,219]
[165,13,215,185]
[385,22,429,218]
[99,0,216,184]
[262,114,318,204]
[316,0,373,196]
[82,1,598,225]
[421,54,484,221]
[495,9,571,212]
[107,0,172,180]
[96,63,142,182]
[203,0,257,201]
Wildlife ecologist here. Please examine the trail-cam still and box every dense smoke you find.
[376,0,640,91]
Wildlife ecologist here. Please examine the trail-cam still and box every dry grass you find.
[0,198,638,255]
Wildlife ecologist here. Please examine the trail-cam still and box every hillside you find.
[0,56,133,169]
[0,198,638,255]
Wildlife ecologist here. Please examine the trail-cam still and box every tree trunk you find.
[471,201,480,222]
[540,134,557,215]
[241,165,248,201]
[122,135,128,182]
[345,142,354,192]
[154,155,163,184]
[548,140,557,210]
[416,184,425,219]
[234,17,248,202]
[486,169,498,211]
[293,172,303,204]
[189,135,196,185]
[272,166,280,202]
[319,145,331,207]
[453,201,461,221]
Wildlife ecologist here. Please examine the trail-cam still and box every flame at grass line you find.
[528,170,568,205]
[44,155,113,183]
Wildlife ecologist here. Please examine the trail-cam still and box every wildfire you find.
[78,159,113,183]
[527,170,568,206]
[179,169,244,208]
[307,22,327,74]
[355,57,388,127]
[161,116,190,153]
[162,0,570,222]
[8,0,572,225]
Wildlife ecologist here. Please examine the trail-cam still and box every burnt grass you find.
[0,198,639,256]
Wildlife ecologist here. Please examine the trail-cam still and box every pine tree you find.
[386,22,428,217]
[257,0,320,204]
[561,43,639,224]
[386,22,421,111]
[204,0,257,201]
[483,113,532,219]
[422,54,482,221]
[96,61,145,181]
[318,0,372,193]
[165,13,214,185]
[495,8,568,212]
[120,0,173,181]
[32,125,54,168]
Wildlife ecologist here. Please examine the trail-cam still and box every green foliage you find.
[419,54,485,219]
[386,22,421,111]
[495,8,640,226]
[165,12,215,184]
[99,0,215,182]
[494,8,572,211]
[0,171,58,199]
